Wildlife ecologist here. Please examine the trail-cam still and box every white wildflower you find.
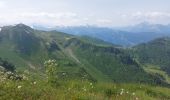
[33,81,36,85]
[62,73,66,75]
[135,97,139,100]
[120,91,123,95]
[120,89,124,95]
[90,83,93,86]
[17,86,22,89]
[23,75,28,80]
[82,87,87,92]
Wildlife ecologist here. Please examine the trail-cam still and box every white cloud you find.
[131,11,170,19]
[0,12,80,26]
[0,0,169,27]
[0,11,114,27]
[97,19,112,23]
[119,11,170,25]
[0,1,5,8]
[19,12,78,19]
[1,10,170,27]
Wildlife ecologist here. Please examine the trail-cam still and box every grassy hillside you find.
[0,24,168,85]
[64,38,156,83]
[133,37,170,76]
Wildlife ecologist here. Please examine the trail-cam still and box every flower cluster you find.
[44,60,58,67]
[0,70,27,82]
[44,59,58,84]
[0,71,6,82]
[89,82,94,89]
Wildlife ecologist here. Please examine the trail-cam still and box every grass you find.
[1,72,170,100]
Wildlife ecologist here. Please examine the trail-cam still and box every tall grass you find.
[1,77,170,100]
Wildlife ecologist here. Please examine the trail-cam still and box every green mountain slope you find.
[64,38,163,83]
[0,24,167,85]
[133,37,170,76]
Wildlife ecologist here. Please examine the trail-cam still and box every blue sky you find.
[0,0,170,27]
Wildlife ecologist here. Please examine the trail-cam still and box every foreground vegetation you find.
[1,60,170,100]
[1,76,170,100]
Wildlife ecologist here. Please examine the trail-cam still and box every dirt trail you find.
[66,48,81,64]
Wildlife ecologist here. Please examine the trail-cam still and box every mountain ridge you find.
[0,24,167,85]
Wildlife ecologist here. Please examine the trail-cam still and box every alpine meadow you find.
[1,0,170,100]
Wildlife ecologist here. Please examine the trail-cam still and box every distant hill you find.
[40,24,170,47]
[0,24,166,85]
[121,22,170,33]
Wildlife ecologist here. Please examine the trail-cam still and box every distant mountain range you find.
[33,22,170,47]
[121,22,170,33]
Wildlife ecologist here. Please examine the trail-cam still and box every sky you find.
[0,0,170,27]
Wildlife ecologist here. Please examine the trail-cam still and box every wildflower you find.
[120,91,123,95]
[10,76,14,80]
[22,75,28,80]
[90,83,92,85]
[62,73,66,76]
[120,89,124,95]
[82,87,87,92]
[126,91,129,94]
[135,97,139,100]
[33,81,36,85]
[44,59,58,84]
[6,71,12,75]
[89,83,94,88]
[17,86,22,89]
[132,92,135,96]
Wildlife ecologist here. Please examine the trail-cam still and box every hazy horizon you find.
[0,0,170,27]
